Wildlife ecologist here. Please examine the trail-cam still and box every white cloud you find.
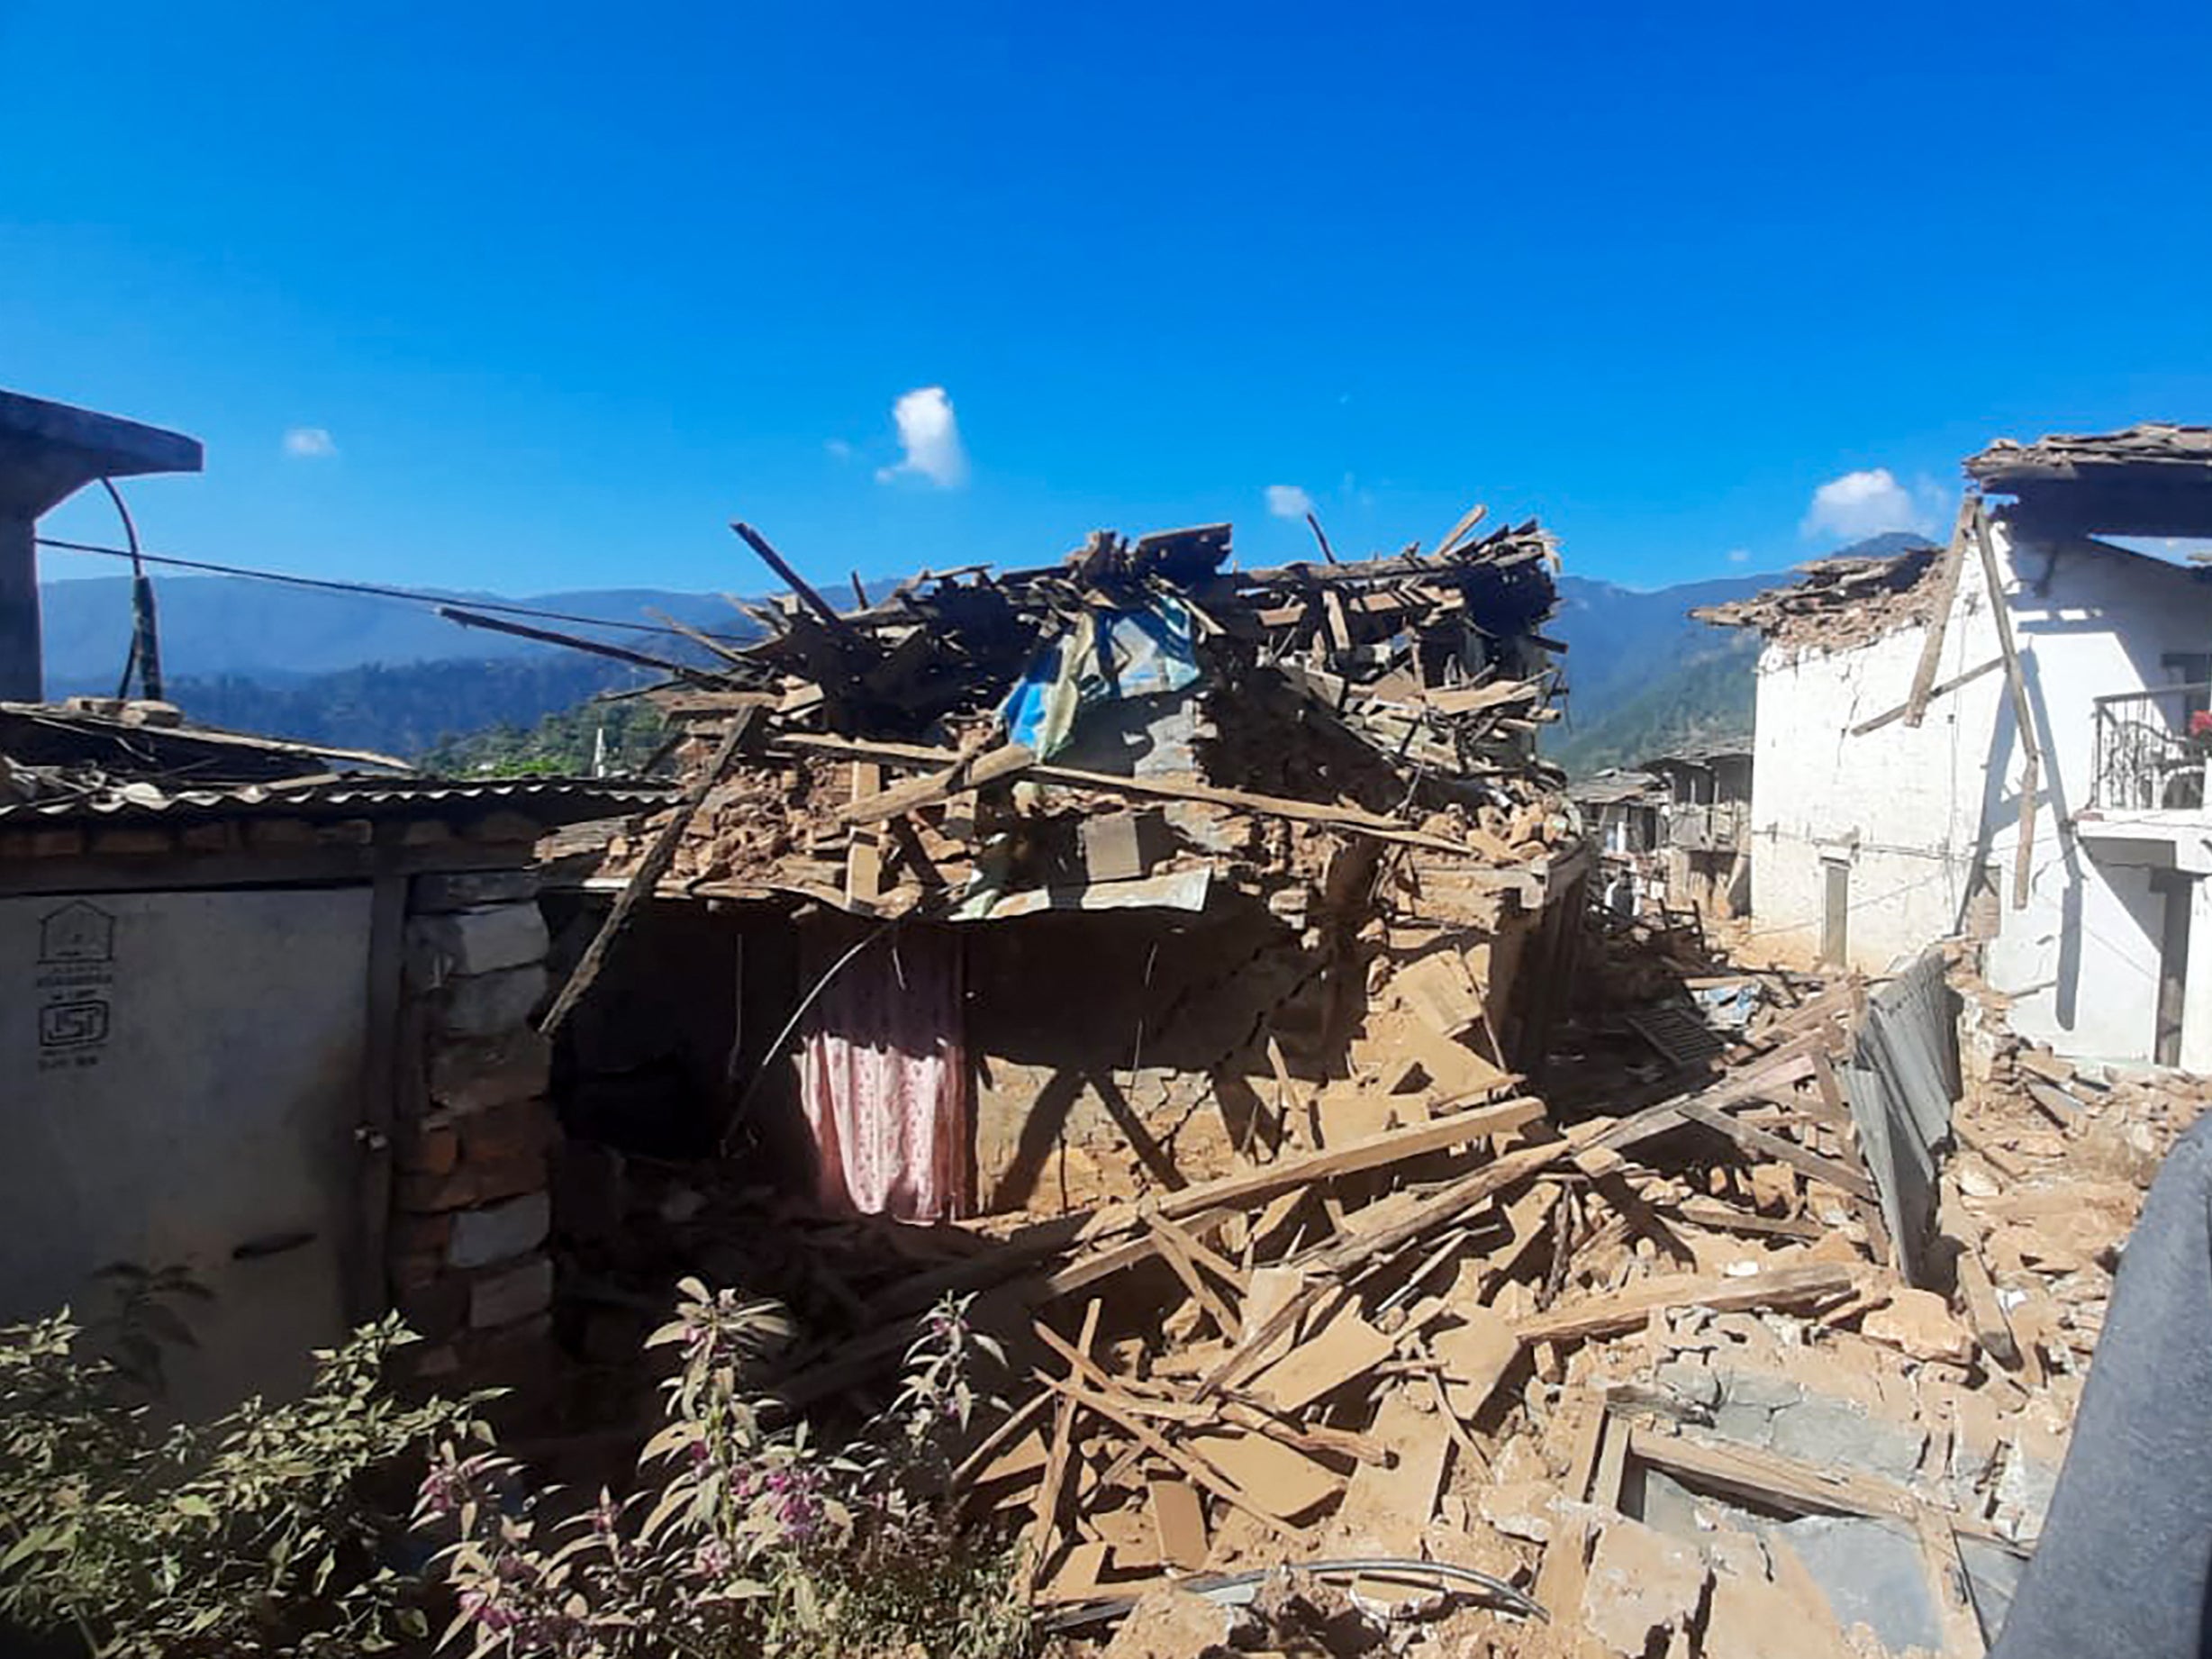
[282,426,337,459]
[1265,484,1316,520]
[824,438,854,462]
[875,386,967,488]
[1727,548,1752,565]
[1800,467,1937,541]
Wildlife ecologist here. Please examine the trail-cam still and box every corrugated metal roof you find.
[0,774,673,826]
[1571,769,1665,806]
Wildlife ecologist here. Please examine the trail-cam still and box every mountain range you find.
[33,543,1922,773]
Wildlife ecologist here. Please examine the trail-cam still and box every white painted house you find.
[1701,424,2212,1069]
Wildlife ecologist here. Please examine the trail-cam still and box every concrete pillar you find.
[0,390,202,702]
[0,512,36,702]
[2180,875,2212,1074]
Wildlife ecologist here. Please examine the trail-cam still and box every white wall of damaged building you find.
[1749,514,2212,1068]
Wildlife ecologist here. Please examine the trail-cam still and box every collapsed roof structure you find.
[545,514,1594,1221]
[589,515,1578,917]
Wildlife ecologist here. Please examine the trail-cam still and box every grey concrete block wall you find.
[439,963,548,1037]
[448,1192,551,1270]
[392,874,560,1396]
[408,904,549,982]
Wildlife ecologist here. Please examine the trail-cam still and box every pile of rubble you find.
[1691,549,1945,655]
[512,513,2205,1655]
[587,515,1576,925]
[578,938,2177,1659]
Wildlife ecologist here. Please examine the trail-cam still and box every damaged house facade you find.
[1702,424,2212,1069]
[0,700,662,1412]
[547,517,1591,1223]
[1570,738,1752,922]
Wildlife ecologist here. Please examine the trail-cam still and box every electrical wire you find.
[34,535,756,648]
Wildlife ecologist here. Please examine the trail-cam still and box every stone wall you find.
[387,867,559,1394]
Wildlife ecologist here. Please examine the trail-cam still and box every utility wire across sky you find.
[35,535,756,648]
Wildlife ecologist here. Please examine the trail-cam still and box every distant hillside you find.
[167,656,661,758]
[36,539,1927,773]
[1544,570,1771,774]
[39,574,751,689]
[37,573,758,759]
[1543,533,1935,775]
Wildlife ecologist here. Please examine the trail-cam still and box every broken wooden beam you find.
[539,707,757,1038]
[1509,1263,1860,1346]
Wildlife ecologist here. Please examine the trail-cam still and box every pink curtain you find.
[798,929,968,1221]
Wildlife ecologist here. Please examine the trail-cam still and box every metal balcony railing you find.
[2091,682,2212,811]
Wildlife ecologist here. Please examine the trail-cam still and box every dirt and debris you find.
[576,516,1581,923]
[1690,548,1945,653]
[509,513,2207,1656]
[539,919,2201,1658]
[537,513,1596,1234]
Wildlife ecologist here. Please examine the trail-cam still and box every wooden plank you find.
[1510,1264,1860,1346]
[1558,1396,1609,1504]
[1590,1038,1836,1148]
[1969,501,2042,909]
[2015,1048,2076,1084]
[1150,1095,1544,1221]
[1037,1539,1110,1602]
[1147,1478,1209,1572]
[1147,1215,1239,1335]
[1671,1200,1825,1242]
[1422,677,1541,717]
[1038,1207,1237,1302]
[1194,1132,1581,1401]
[1901,503,1975,728]
[1851,657,2005,738]
[1591,1411,1631,1510]
[349,868,409,1323]
[1039,1376,1303,1536]
[1220,1401,1390,1467]
[953,1391,1056,1491]
[1245,1298,1394,1414]
[539,707,756,1038]
[1625,1424,1916,1520]
[839,740,1036,825]
[845,761,884,904]
[1431,501,1489,558]
[1149,1209,1248,1293]
[1019,1300,1101,1594]
[1810,1049,1852,1126]
[769,732,1476,853]
[1429,1303,1520,1422]
[1671,1096,1879,1203]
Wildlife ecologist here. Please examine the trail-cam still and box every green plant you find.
[421,1283,1029,1659]
[0,1310,490,1658]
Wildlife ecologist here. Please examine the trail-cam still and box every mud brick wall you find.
[388,867,559,1392]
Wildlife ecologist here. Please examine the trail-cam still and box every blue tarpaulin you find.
[999,596,1201,760]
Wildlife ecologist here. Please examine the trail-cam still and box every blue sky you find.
[11,1,2212,598]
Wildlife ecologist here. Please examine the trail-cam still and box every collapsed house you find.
[543,517,1591,1223]
[1698,423,2212,1069]
[522,517,2186,1655]
[506,506,2183,1655]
